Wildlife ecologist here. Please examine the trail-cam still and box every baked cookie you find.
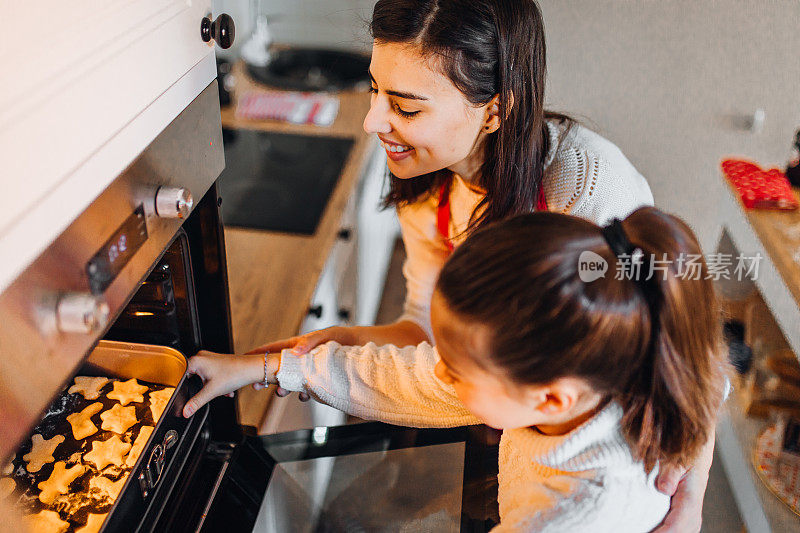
[68,376,110,400]
[25,510,70,533]
[23,434,65,473]
[76,513,107,533]
[0,477,15,498]
[107,378,148,406]
[38,461,85,504]
[149,388,174,421]
[90,474,128,499]
[67,402,103,440]
[84,435,132,470]
[100,404,137,434]
[126,426,154,467]
[2,461,13,476]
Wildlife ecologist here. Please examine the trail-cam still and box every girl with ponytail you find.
[185,207,727,531]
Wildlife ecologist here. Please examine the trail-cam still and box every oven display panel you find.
[87,205,148,294]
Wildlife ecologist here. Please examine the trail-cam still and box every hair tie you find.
[600,218,662,380]
[601,218,635,258]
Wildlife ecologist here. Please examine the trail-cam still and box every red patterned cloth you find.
[722,159,798,210]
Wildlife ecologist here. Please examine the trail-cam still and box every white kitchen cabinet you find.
[356,148,400,326]
[1,2,226,293]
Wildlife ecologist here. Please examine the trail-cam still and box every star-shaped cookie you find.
[76,513,108,533]
[37,461,85,504]
[25,510,69,533]
[84,435,132,470]
[23,434,65,473]
[68,376,110,400]
[126,426,154,467]
[66,402,103,440]
[100,404,137,434]
[149,388,174,421]
[107,378,148,406]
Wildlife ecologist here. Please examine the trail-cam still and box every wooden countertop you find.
[723,180,800,309]
[220,61,376,429]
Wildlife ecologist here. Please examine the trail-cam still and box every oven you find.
[0,80,244,532]
[0,60,499,533]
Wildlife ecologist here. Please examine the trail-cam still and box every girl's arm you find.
[183,342,480,428]
[275,342,480,427]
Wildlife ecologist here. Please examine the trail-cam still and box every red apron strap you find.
[536,184,548,211]
[437,179,547,253]
[437,178,454,252]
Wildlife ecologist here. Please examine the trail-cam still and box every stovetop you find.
[217,128,354,235]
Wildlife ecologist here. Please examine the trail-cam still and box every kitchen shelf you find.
[715,179,800,533]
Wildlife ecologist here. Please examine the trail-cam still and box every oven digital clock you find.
[87,205,148,294]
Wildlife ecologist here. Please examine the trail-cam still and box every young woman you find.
[184,208,728,531]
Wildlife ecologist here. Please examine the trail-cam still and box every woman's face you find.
[430,291,546,430]
[363,41,492,180]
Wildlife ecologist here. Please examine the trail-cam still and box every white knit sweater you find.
[398,120,655,339]
[276,341,670,532]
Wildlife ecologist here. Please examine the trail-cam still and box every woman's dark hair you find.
[436,208,728,471]
[371,0,571,232]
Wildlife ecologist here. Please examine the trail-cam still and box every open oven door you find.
[189,422,500,533]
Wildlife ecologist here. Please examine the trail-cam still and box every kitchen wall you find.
[540,0,800,251]
[213,0,374,55]
[217,0,800,251]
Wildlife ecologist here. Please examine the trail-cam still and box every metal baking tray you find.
[3,340,199,532]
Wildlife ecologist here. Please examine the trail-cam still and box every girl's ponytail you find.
[438,207,728,473]
[616,208,728,470]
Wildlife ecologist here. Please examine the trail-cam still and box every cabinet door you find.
[356,147,400,325]
[1,2,219,286]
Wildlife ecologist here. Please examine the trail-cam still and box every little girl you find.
[183,207,727,532]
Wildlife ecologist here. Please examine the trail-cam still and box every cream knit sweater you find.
[398,120,655,340]
[276,341,670,532]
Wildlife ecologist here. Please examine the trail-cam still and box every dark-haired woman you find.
[247,1,712,530]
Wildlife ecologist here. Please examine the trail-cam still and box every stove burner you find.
[217,129,354,235]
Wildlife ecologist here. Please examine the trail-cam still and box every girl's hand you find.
[652,435,714,532]
[183,351,272,417]
[245,327,356,400]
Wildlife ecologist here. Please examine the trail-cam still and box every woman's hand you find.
[183,351,277,417]
[245,326,356,400]
[652,435,715,532]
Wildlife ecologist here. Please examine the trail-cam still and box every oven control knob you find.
[56,293,110,334]
[155,187,193,219]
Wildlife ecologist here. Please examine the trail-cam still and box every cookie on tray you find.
[100,404,137,435]
[126,426,154,467]
[66,402,103,440]
[149,388,174,421]
[90,474,128,500]
[68,376,110,400]
[107,378,148,406]
[23,434,65,473]
[84,435,132,470]
[37,461,85,504]
[0,477,15,498]
[25,510,70,533]
[76,513,108,533]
